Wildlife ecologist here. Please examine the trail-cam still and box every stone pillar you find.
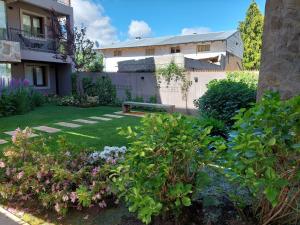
[257,0,300,100]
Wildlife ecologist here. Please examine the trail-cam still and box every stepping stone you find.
[33,126,61,134]
[0,139,8,145]
[73,119,98,124]
[114,111,145,118]
[89,116,112,121]
[55,122,82,128]
[103,114,124,119]
[4,131,38,138]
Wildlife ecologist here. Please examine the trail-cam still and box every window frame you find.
[170,46,181,54]
[25,64,50,89]
[145,48,155,56]
[20,9,46,39]
[113,50,122,57]
[197,44,211,53]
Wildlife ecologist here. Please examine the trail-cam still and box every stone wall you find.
[257,0,300,99]
[0,40,21,62]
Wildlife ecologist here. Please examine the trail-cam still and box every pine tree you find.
[239,1,264,70]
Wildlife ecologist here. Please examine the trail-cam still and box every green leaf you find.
[264,186,279,207]
[267,137,276,146]
[181,197,191,206]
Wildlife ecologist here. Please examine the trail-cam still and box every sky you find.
[72,0,266,46]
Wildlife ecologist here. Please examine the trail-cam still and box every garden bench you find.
[122,101,175,113]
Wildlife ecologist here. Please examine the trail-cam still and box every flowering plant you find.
[0,130,120,216]
[89,146,127,164]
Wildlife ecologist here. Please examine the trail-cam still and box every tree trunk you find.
[257,0,300,100]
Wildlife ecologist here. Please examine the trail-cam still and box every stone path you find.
[55,122,82,128]
[73,119,98,124]
[0,206,27,225]
[0,112,132,145]
[4,131,38,138]
[33,126,61,134]
[103,114,124,119]
[89,116,112,121]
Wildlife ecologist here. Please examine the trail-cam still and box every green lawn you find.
[0,104,141,151]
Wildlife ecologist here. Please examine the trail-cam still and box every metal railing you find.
[6,27,58,53]
[56,0,71,6]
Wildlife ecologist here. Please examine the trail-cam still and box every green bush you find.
[112,113,219,224]
[86,54,104,72]
[30,90,45,107]
[223,92,300,225]
[227,71,258,88]
[198,115,228,138]
[194,79,256,125]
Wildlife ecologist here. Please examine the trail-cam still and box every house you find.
[0,0,73,95]
[98,30,244,72]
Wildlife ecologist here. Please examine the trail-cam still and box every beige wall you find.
[78,71,227,114]
[100,41,227,72]
[0,40,21,62]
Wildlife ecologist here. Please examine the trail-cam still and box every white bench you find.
[122,101,175,113]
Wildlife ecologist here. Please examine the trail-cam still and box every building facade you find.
[0,0,73,95]
[99,31,244,72]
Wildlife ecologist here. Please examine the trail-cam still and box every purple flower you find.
[23,79,30,87]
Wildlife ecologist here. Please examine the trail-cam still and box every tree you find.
[257,0,300,100]
[238,0,264,70]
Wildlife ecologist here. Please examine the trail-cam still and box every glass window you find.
[0,0,7,39]
[197,44,211,52]
[0,64,11,85]
[113,50,122,57]
[25,65,47,87]
[22,14,43,37]
[145,48,155,56]
[170,46,180,54]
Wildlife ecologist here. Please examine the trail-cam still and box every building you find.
[0,0,73,95]
[98,31,244,72]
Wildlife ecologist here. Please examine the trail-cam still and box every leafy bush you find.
[224,92,300,225]
[198,115,228,138]
[86,54,104,72]
[112,113,220,224]
[194,79,256,125]
[0,128,125,216]
[0,79,45,117]
[227,71,258,89]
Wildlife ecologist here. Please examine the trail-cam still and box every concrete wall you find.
[78,71,227,114]
[0,40,21,62]
[258,0,300,100]
[100,41,227,72]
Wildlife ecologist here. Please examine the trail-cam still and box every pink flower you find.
[92,167,100,176]
[62,195,69,202]
[99,200,107,208]
[54,203,61,213]
[70,192,77,203]
[0,161,5,168]
[17,171,24,180]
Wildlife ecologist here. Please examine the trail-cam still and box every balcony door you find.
[0,0,7,39]
[22,13,44,38]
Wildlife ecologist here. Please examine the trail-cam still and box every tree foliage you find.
[238,1,264,70]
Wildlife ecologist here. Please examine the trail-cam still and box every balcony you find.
[5,27,58,53]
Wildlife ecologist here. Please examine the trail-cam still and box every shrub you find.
[224,92,300,225]
[227,71,258,89]
[112,113,219,224]
[0,79,44,117]
[0,128,125,216]
[86,54,104,72]
[198,115,228,138]
[194,79,256,125]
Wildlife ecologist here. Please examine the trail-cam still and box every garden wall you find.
[78,71,227,114]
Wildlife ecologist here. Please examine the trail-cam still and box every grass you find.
[0,104,141,151]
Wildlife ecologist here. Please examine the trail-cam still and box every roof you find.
[99,30,237,50]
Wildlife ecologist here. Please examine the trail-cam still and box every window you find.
[25,65,48,87]
[113,50,122,57]
[22,14,43,37]
[0,0,7,39]
[197,44,210,52]
[145,48,155,56]
[0,63,11,85]
[170,46,181,54]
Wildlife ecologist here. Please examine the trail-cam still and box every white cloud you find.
[72,0,118,46]
[181,27,212,35]
[128,20,152,39]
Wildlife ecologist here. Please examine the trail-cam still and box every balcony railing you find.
[6,27,58,53]
[56,0,71,6]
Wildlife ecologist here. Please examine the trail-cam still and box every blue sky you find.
[73,0,266,45]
